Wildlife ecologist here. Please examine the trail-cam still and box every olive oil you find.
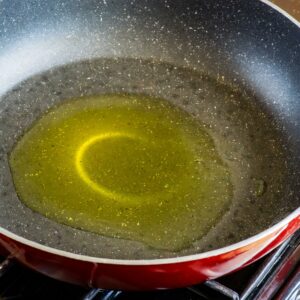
[9,94,232,251]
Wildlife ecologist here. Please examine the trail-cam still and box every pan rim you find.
[260,0,300,28]
[0,208,299,265]
[0,0,299,266]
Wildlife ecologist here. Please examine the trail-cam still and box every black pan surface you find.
[0,0,299,260]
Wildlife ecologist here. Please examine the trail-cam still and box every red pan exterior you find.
[0,214,299,290]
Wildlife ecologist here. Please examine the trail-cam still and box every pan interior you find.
[0,58,295,259]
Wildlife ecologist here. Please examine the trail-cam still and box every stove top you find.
[0,229,299,300]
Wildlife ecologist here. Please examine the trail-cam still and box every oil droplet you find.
[252,178,267,197]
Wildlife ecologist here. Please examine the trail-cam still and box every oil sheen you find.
[9,94,232,251]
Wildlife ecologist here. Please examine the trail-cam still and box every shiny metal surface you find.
[189,281,240,300]
[276,267,300,300]
[83,288,121,300]
[242,230,300,300]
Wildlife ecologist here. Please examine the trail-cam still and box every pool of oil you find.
[9,94,232,251]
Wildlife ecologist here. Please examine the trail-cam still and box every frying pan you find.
[0,0,300,290]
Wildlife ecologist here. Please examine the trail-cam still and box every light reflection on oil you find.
[76,132,144,203]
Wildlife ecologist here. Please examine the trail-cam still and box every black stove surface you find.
[0,230,300,300]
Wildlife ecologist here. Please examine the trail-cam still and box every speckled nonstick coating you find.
[0,0,299,260]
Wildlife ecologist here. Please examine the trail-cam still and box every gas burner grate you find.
[0,257,14,278]
[1,230,300,300]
